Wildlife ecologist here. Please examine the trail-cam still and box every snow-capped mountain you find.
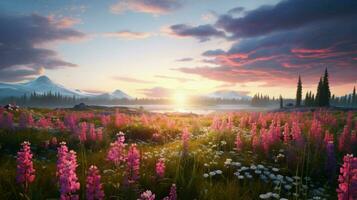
[0,76,132,99]
[205,90,251,100]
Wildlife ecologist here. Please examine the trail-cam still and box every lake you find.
[112,104,278,114]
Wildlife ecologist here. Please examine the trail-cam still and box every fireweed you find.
[337,154,357,200]
[181,127,190,156]
[86,165,105,200]
[155,158,166,178]
[107,132,126,166]
[16,141,35,192]
[126,143,140,184]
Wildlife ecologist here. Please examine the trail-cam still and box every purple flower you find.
[107,132,126,166]
[16,141,35,192]
[86,165,104,200]
[126,143,140,184]
[139,190,155,200]
[155,158,165,178]
[337,154,357,200]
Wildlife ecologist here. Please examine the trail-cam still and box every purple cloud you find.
[0,14,85,81]
[168,24,226,42]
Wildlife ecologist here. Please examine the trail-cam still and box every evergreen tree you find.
[316,77,323,106]
[296,75,302,107]
[321,68,331,107]
[279,95,283,109]
[352,86,356,106]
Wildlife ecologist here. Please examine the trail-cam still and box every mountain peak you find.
[34,75,52,84]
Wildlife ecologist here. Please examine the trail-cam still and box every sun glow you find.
[173,92,187,107]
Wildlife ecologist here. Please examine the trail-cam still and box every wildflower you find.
[155,158,165,178]
[163,184,177,200]
[203,173,209,178]
[126,144,140,184]
[58,150,80,200]
[57,142,69,177]
[77,122,88,142]
[107,133,126,165]
[325,142,336,185]
[16,141,35,192]
[88,123,96,141]
[235,132,243,151]
[139,190,155,200]
[86,165,105,200]
[181,127,190,156]
[338,126,351,153]
[336,154,357,200]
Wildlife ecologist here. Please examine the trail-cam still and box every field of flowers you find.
[0,107,356,200]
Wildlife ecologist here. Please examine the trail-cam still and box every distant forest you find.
[0,91,253,107]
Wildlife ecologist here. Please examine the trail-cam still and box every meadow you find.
[0,107,356,200]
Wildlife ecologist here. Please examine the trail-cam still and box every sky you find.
[0,0,356,98]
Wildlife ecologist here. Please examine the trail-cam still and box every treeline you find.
[296,69,356,108]
[251,93,279,107]
[0,92,252,107]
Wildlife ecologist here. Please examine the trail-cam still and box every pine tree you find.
[296,75,302,107]
[321,68,331,107]
[279,95,283,109]
[352,86,356,106]
[316,77,323,106]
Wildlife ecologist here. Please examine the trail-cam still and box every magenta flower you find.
[77,122,88,142]
[126,143,140,184]
[181,127,190,156]
[163,184,177,200]
[139,190,155,200]
[58,150,80,200]
[96,128,103,141]
[107,132,126,165]
[16,141,35,192]
[339,126,351,153]
[86,165,105,200]
[155,158,165,178]
[57,142,69,178]
[336,154,357,200]
[89,123,96,141]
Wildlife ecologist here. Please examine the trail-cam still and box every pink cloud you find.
[110,0,181,15]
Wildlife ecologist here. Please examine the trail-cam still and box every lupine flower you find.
[126,143,140,184]
[181,127,190,156]
[37,117,52,129]
[324,130,334,144]
[235,132,243,151]
[339,126,351,153]
[89,123,96,141]
[155,158,165,178]
[283,122,290,143]
[163,184,177,200]
[64,114,77,132]
[325,142,336,185]
[16,141,35,192]
[336,154,357,200]
[96,128,103,141]
[100,115,111,127]
[57,142,69,178]
[77,122,88,142]
[107,132,126,165]
[291,121,304,148]
[58,150,80,200]
[139,190,155,200]
[86,165,105,200]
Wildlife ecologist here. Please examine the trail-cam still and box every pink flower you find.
[58,150,80,200]
[107,132,126,165]
[181,128,190,155]
[86,165,105,200]
[235,132,243,151]
[339,126,351,153]
[88,123,96,141]
[96,128,103,141]
[100,115,111,127]
[139,190,155,200]
[16,141,35,192]
[155,158,165,178]
[77,122,88,142]
[283,122,290,143]
[163,184,177,200]
[126,143,140,184]
[336,154,357,200]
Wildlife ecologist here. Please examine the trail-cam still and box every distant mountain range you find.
[205,90,251,100]
[0,76,132,99]
[0,76,251,100]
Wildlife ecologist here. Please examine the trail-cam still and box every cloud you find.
[139,87,173,98]
[0,13,85,81]
[174,0,357,86]
[216,0,357,39]
[155,75,194,82]
[168,24,226,42]
[0,67,44,82]
[112,76,155,84]
[227,7,244,15]
[110,0,182,15]
[175,57,194,62]
[104,30,152,39]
